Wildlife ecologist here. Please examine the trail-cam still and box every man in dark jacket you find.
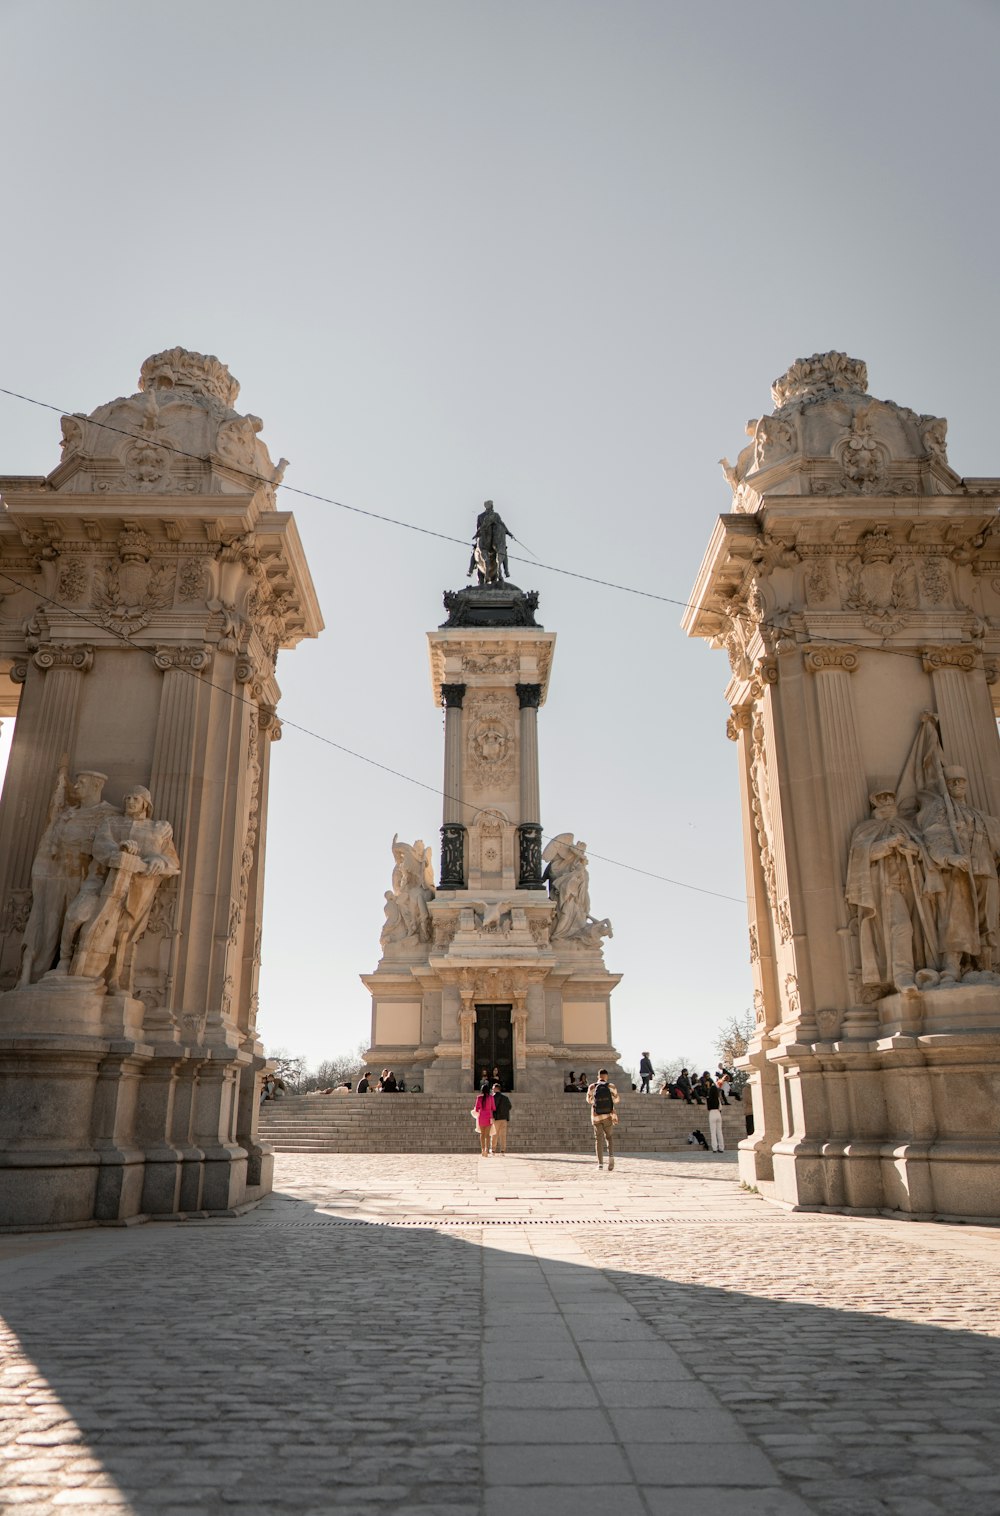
[676,1068,694,1104]
[638,1052,654,1094]
[490,1084,512,1154]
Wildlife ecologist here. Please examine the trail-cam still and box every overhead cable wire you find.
[0,564,746,904]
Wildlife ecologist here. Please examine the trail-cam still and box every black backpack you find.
[592,1081,614,1116]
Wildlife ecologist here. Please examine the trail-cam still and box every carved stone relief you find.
[177,558,208,601]
[837,406,889,493]
[749,712,779,916]
[466,691,516,790]
[57,559,88,603]
[462,652,520,675]
[839,527,916,636]
[94,525,176,635]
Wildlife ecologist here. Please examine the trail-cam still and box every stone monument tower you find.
[685,352,1000,1219]
[362,501,623,1091]
[0,349,322,1226]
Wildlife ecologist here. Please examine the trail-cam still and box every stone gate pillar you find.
[685,351,1000,1220]
[0,348,322,1227]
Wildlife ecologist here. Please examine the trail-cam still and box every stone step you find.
[258,1093,747,1154]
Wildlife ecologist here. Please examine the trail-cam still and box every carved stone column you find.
[804,646,870,1031]
[516,682,543,888]
[150,646,213,860]
[0,645,93,980]
[923,647,1000,815]
[440,682,467,888]
[459,982,475,1073]
[512,987,529,1072]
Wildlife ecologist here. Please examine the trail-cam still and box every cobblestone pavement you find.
[1,1151,999,1515]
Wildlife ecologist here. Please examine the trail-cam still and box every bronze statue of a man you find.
[468,500,512,585]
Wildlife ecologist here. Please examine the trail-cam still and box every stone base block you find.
[201,1146,249,1212]
[0,975,108,1038]
[0,1151,100,1229]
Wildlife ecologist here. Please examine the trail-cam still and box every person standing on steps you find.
[587,1068,619,1171]
[490,1083,511,1154]
[638,1052,654,1095]
[473,1081,495,1157]
[706,1078,725,1152]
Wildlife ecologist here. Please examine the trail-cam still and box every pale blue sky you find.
[2,0,999,1073]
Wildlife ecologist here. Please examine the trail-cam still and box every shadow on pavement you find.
[0,1188,998,1516]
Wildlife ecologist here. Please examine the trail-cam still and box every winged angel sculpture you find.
[380,835,436,948]
[541,833,612,946]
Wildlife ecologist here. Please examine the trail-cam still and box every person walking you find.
[490,1083,511,1154]
[638,1052,654,1094]
[587,1068,619,1170]
[473,1082,495,1157]
[706,1079,725,1152]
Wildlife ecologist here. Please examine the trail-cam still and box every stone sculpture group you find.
[18,768,180,994]
[846,714,1000,998]
[380,835,435,948]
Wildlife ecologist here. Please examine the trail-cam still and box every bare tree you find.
[266,1048,308,1092]
[299,1044,368,1093]
[713,1008,755,1090]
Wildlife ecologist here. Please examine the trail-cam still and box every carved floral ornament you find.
[771,352,869,408]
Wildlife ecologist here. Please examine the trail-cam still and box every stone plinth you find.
[0,349,322,1227]
[685,351,1000,1219]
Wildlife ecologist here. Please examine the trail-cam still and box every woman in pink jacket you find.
[473,1082,495,1156]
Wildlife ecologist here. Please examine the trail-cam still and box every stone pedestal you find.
[685,350,1000,1219]
[363,551,624,1092]
[0,348,322,1227]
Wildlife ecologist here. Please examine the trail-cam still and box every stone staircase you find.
[258,1092,747,1155]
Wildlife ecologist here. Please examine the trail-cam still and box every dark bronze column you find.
[439,682,467,888]
[516,682,544,888]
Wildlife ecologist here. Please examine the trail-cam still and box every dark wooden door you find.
[473,1004,514,1091]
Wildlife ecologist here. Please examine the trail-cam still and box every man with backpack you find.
[587,1068,620,1170]
[490,1083,512,1154]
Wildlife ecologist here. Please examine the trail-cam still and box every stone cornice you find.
[427,628,556,708]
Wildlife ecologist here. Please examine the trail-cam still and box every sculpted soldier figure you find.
[64,786,180,991]
[468,500,512,585]
[845,788,940,998]
[916,766,1000,981]
[18,769,116,986]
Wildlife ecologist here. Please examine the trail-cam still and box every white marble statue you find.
[60,786,180,992]
[917,767,1000,982]
[18,769,117,986]
[388,835,435,944]
[542,834,605,944]
[845,789,940,998]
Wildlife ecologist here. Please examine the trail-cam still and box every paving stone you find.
[1,1151,998,1516]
